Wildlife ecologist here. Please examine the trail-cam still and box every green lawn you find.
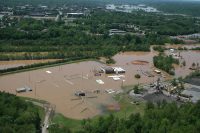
[51,113,82,132]
[113,94,146,118]
[36,105,45,122]
[21,97,46,122]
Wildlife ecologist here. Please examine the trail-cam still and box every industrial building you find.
[101,67,125,74]
[16,86,32,93]
[109,29,126,36]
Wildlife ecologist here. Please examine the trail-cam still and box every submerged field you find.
[0,45,199,119]
[0,51,160,119]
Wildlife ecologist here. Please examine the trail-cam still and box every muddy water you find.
[0,48,199,119]
[165,44,200,49]
[165,50,200,78]
[112,51,162,85]
[160,44,200,78]
[0,52,162,119]
[0,59,59,70]
[0,61,119,119]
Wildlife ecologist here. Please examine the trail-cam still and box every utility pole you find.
[34,82,37,98]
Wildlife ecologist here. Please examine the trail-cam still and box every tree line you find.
[0,92,41,133]
[0,9,198,62]
[0,56,91,74]
[49,101,200,133]
[153,53,179,75]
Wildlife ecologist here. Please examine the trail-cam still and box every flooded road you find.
[165,44,200,49]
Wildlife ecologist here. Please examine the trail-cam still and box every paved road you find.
[25,100,52,133]
[42,107,52,133]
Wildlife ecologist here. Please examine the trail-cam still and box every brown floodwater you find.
[0,61,119,119]
[0,59,59,70]
[0,51,163,119]
[165,44,200,49]
[0,47,199,119]
[165,50,200,78]
[112,51,163,85]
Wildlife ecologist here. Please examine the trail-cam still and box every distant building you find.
[101,66,126,74]
[109,29,126,36]
[29,12,45,17]
[39,5,48,10]
[66,13,85,18]
[188,33,200,39]
[112,67,126,74]
[75,91,86,96]
[106,4,159,13]
[0,15,4,20]
[154,69,161,74]
[101,67,115,74]
[0,11,13,16]
[16,86,32,93]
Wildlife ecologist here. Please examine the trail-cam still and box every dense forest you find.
[0,10,199,61]
[0,92,41,133]
[80,11,200,36]
[79,101,200,133]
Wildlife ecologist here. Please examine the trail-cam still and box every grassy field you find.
[21,97,47,122]
[113,94,146,118]
[51,113,82,132]
[36,105,46,122]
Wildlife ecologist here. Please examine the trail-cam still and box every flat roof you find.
[67,13,84,15]
[112,67,125,72]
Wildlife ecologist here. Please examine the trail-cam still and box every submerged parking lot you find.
[0,47,199,119]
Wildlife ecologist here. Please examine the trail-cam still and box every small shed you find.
[16,86,32,93]
[101,67,115,74]
[75,91,86,97]
[112,67,126,74]
[16,88,26,93]
[154,69,161,74]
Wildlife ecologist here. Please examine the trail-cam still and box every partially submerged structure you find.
[113,67,126,74]
[101,67,115,74]
[101,67,126,74]
[154,69,161,74]
[75,91,86,97]
[16,86,32,93]
[109,29,126,36]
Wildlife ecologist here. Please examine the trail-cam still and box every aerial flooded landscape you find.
[1,44,199,119]
[0,0,200,133]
